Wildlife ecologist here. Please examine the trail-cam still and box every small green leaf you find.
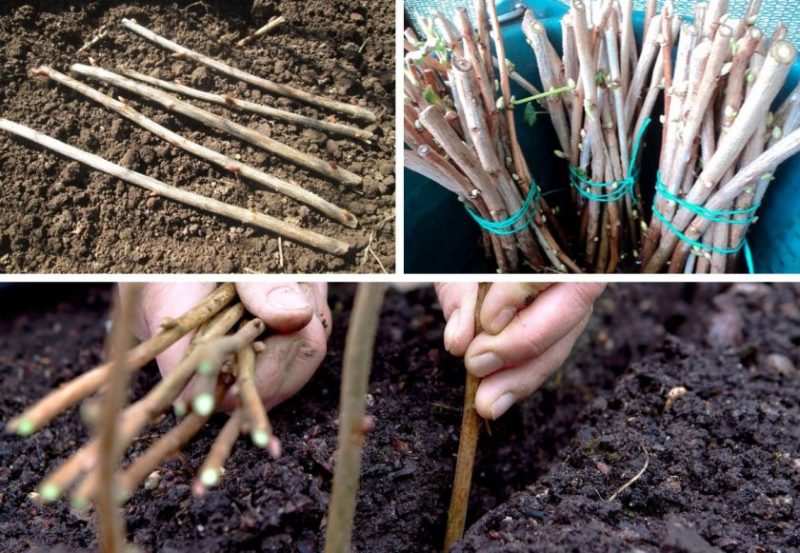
[523,103,538,127]
[595,70,607,87]
[422,86,440,105]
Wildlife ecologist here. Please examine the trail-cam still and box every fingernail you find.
[267,287,311,312]
[490,393,516,420]
[466,351,503,376]
[489,307,516,334]
[444,308,460,352]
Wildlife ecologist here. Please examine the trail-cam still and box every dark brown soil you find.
[0,283,798,552]
[0,0,394,274]
[457,283,800,552]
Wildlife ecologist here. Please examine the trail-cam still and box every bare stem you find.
[444,282,489,551]
[0,119,352,256]
[121,18,376,122]
[96,284,140,552]
[66,317,265,508]
[70,64,362,186]
[194,410,243,495]
[7,283,235,437]
[324,283,387,553]
[36,66,358,227]
[118,67,372,142]
[237,345,279,457]
[118,377,232,500]
[236,15,286,47]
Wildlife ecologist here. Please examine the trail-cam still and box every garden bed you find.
[0,0,394,273]
[0,283,797,551]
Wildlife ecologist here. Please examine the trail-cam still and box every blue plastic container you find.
[405,0,800,273]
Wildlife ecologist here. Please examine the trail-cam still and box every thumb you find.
[236,283,321,333]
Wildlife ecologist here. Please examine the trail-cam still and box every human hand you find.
[434,283,605,419]
[126,283,331,411]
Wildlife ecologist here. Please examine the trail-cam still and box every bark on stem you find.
[624,15,662,134]
[121,18,375,122]
[449,55,543,269]
[665,25,732,200]
[236,15,286,47]
[71,63,362,186]
[8,284,235,438]
[443,282,489,551]
[522,10,572,157]
[187,303,246,355]
[118,67,372,142]
[572,1,609,267]
[0,119,352,256]
[118,377,231,500]
[194,410,243,494]
[96,283,140,553]
[236,345,277,456]
[37,66,358,227]
[620,0,635,91]
[324,283,386,553]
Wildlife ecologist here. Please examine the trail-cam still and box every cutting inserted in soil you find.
[1,284,798,551]
[324,283,387,553]
[443,282,489,550]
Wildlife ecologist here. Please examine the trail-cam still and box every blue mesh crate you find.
[404,0,800,273]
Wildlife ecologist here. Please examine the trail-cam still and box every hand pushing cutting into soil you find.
[5,282,601,551]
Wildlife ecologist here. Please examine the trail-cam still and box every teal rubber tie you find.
[651,173,759,273]
[463,181,540,236]
[569,117,651,203]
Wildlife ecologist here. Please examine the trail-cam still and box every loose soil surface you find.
[0,283,798,552]
[0,0,394,273]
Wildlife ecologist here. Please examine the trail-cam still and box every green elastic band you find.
[464,180,540,236]
[652,173,758,273]
[569,117,651,203]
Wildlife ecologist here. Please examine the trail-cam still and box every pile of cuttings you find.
[6,284,281,508]
[404,0,800,273]
[1,17,379,258]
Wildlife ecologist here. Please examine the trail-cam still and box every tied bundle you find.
[642,0,799,273]
[405,0,800,274]
[404,0,580,273]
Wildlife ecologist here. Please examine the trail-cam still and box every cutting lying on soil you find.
[2,17,371,257]
[0,0,394,273]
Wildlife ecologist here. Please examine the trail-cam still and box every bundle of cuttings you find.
[6,283,281,511]
[641,0,800,273]
[405,0,800,273]
[404,0,581,273]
